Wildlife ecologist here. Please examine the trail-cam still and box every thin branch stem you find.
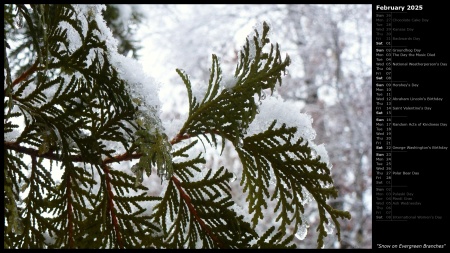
[4,141,84,163]
[4,129,212,166]
[11,60,39,88]
[170,133,192,145]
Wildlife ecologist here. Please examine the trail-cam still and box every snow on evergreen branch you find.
[4,4,350,249]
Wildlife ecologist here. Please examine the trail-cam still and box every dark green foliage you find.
[152,141,258,248]
[176,22,290,154]
[238,121,351,248]
[4,4,163,248]
[4,4,350,249]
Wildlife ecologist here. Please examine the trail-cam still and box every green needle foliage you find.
[4,4,351,249]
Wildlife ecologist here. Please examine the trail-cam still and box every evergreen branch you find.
[4,28,13,88]
[5,148,60,247]
[177,166,258,248]
[4,32,15,127]
[4,4,351,249]
[103,165,124,249]
[4,152,28,244]
[251,226,296,249]
[172,176,226,249]
[15,5,43,70]
[66,169,75,248]
[176,22,290,153]
[4,140,156,245]
[176,69,196,115]
[202,54,222,105]
[237,122,351,247]
[152,143,257,249]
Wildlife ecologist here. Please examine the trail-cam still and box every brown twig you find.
[4,141,84,163]
[103,152,142,164]
[170,133,191,145]
[11,60,39,88]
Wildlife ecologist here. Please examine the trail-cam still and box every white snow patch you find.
[246,94,331,166]
[246,95,316,142]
